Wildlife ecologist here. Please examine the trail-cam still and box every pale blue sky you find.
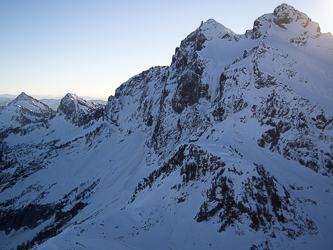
[0,0,332,100]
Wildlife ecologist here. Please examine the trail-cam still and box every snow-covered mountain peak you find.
[64,92,77,100]
[199,18,235,40]
[0,93,54,131]
[57,93,104,126]
[273,3,321,36]
[62,93,85,104]
[9,92,52,113]
[15,92,30,101]
[58,93,100,113]
[250,3,321,41]
[273,3,309,26]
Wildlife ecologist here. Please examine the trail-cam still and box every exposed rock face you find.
[169,19,235,114]
[57,93,104,126]
[0,4,333,250]
[273,4,314,29]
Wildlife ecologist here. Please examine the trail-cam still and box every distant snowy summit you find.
[0,92,105,131]
[57,93,105,126]
[9,92,53,113]
[0,92,55,131]
[58,93,103,114]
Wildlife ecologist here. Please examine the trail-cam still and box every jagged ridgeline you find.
[1,4,333,250]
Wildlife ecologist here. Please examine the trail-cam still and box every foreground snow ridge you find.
[0,4,333,250]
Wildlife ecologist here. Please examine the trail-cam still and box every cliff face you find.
[57,93,104,126]
[0,4,333,250]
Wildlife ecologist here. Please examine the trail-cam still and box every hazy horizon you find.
[0,92,109,101]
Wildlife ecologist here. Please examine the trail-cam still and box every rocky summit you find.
[0,4,333,250]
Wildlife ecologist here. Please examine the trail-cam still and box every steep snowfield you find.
[0,4,333,250]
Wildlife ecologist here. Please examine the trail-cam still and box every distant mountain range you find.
[0,4,332,250]
[0,94,107,110]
